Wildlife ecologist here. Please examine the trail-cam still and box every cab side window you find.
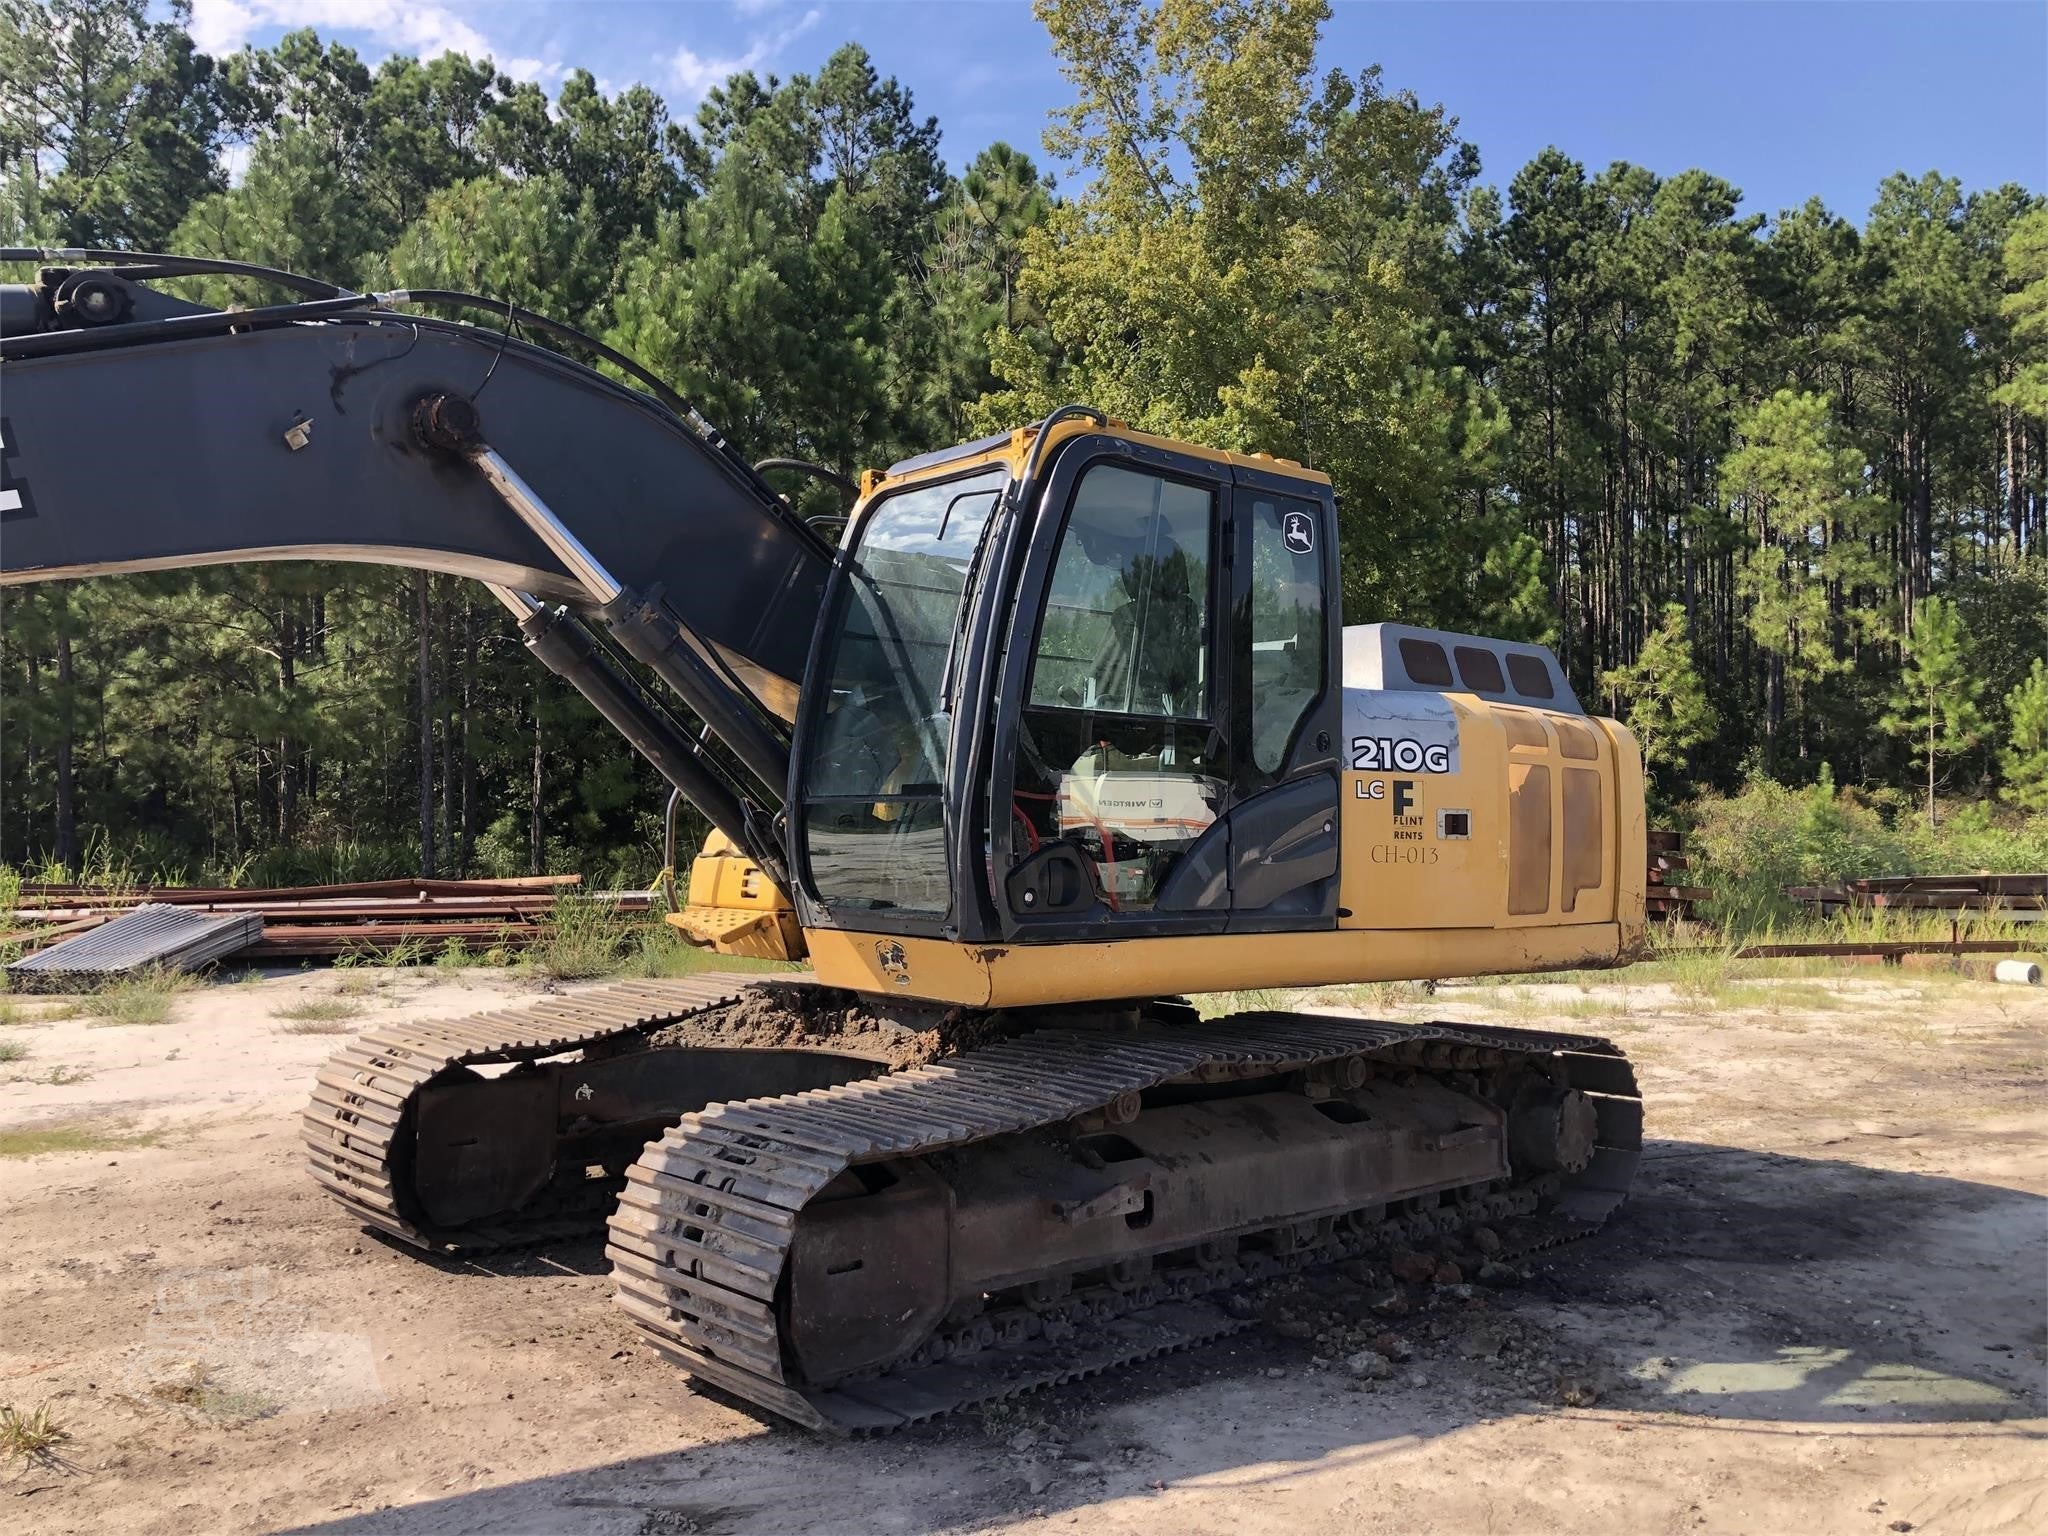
[1247,498,1326,775]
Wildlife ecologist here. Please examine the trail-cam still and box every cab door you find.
[988,439,1340,939]
[991,438,1234,938]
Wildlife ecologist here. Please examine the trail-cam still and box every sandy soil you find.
[1,963,2042,1536]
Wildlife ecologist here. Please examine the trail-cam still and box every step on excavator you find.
[1,251,1647,1431]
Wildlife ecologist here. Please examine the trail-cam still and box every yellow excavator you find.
[0,250,1645,1431]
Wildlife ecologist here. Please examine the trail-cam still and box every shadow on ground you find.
[284,1138,2046,1535]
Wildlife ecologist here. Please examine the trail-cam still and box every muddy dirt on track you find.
[0,965,2042,1536]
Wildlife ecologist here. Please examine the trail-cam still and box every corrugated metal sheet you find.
[7,903,263,986]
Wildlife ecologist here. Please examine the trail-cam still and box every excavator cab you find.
[793,423,1343,950]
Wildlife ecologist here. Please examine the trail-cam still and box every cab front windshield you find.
[800,466,1008,913]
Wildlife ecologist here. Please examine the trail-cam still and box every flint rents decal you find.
[1387,778,1427,844]
[1342,688,1459,776]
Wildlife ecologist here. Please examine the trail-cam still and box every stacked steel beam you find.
[3,875,651,962]
[1646,829,1709,922]
[1786,873,2046,926]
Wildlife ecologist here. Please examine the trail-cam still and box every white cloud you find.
[189,0,494,62]
[669,6,821,106]
[504,57,570,88]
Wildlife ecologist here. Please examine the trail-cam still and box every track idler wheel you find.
[1508,1085,1597,1174]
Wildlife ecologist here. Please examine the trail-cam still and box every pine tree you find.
[2000,658,2048,814]
[1599,604,1716,797]
[1879,597,1986,826]
[1724,390,1888,767]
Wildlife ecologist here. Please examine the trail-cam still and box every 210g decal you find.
[1349,736,1453,774]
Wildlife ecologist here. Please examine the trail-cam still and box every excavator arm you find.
[0,252,837,887]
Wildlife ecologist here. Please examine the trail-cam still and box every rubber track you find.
[609,1014,1641,1432]
[301,974,774,1253]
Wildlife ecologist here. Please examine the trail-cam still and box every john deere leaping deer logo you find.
[874,940,911,986]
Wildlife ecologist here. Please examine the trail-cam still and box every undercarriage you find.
[304,976,1639,1431]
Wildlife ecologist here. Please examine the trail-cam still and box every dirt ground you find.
[1,962,2043,1536]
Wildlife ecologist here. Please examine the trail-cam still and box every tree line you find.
[1,0,2041,885]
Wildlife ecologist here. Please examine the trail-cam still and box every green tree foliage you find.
[1879,598,1986,825]
[981,0,1499,626]
[0,0,249,245]
[1994,205,2048,420]
[1723,390,1888,767]
[2000,659,2048,814]
[1598,604,1715,799]
[920,142,1056,434]
[608,46,955,477]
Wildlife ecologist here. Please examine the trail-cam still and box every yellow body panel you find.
[1338,696,1646,950]
[805,922,1628,1008]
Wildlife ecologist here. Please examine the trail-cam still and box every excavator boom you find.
[2,254,834,877]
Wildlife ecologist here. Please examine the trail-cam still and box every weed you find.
[333,973,386,998]
[1760,981,1844,1011]
[1663,944,1739,1010]
[1489,987,1547,1023]
[0,1040,25,1063]
[1194,986,1296,1019]
[147,1365,278,1423]
[25,1063,93,1085]
[0,1117,159,1158]
[375,935,432,968]
[1705,982,1807,1013]
[614,921,799,981]
[1554,996,1627,1020]
[1342,980,1429,1012]
[522,894,637,980]
[78,966,199,1026]
[0,1402,68,1468]
[273,996,363,1024]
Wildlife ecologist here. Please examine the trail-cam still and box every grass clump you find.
[146,1365,277,1423]
[0,1402,68,1469]
[433,937,510,970]
[273,996,363,1025]
[1661,944,1739,1009]
[0,1116,159,1159]
[76,966,199,1026]
[522,894,638,980]
[17,1063,92,1085]
[1193,986,1299,1019]
[0,1040,26,1063]
[521,898,802,983]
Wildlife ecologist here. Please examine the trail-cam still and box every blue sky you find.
[185,1,2045,222]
